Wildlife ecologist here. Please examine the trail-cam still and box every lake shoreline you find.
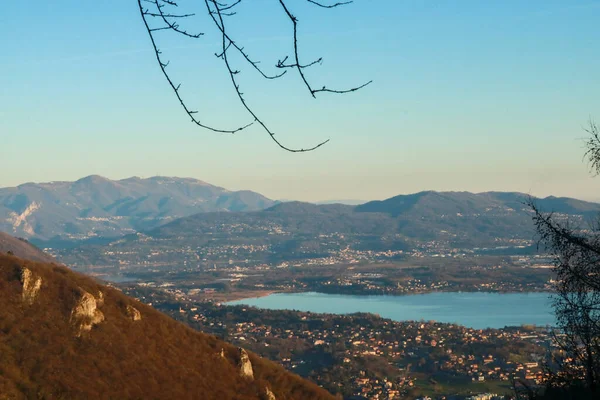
[226,291,556,329]
[197,290,280,303]
[223,287,554,302]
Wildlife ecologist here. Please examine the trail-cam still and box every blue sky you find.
[1,0,600,201]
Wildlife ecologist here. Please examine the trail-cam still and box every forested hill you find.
[55,191,600,268]
[139,191,600,247]
[0,232,56,263]
[0,175,275,240]
[355,191,600,218]
[0,254,334,400]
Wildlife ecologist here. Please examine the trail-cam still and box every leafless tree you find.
[527,120,600,399]
[137,0,371,152]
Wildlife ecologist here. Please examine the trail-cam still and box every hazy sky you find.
[2,1,600,201]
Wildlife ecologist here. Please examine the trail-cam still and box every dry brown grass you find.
[0,254,334,400]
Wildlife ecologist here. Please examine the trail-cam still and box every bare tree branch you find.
[138,0,251,133]
[528,122,600,397]
[276,0,371,98]
[206,0,329,152]
[138,0,370,151]
[306,0,353,8]
[584,120,600,176]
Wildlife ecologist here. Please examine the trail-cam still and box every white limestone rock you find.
[126,304,142,321]
[239,348,254,380]
[71,289,104,334]
[20,267,42,305]
[263,386,276,400]
[97,290,104,306]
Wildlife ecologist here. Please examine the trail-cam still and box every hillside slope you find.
[0,176,275,240]
[0,232,56,263]
[0,254,334,400]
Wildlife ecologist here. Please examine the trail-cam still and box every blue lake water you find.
[228,291,556,329]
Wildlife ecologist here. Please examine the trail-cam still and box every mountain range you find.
[0,252,333,399]
[0,176,275,240]
[142,191,600,246]
[56,190,600,268]
[3,175,600,252]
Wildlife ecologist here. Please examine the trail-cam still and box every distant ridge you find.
[0,232,56,263]
[355,191,600,217]
[315,199,367,205]
[0,254,334,399]
[68,190,600,267]
[4,178,599,246]
[0,176,276,240]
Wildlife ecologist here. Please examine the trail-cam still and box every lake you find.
[228,291,556,329]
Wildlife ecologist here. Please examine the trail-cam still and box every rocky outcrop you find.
[263,386,276,400]
[9,201,40,236]
[238,348,254,380]
[20,267,42,305]
[0,255,336,400]
[126,304,142,321]
[71,289,104,334]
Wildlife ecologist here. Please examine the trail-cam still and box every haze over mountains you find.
[2,175,600,251]
[0,176,275,240]
[99,190,600,248]
[55,190,600,269]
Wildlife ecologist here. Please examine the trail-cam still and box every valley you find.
[5,4,599,398]
[121,284,556,399]
[30,188,590,304]
[1,179,594,399]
